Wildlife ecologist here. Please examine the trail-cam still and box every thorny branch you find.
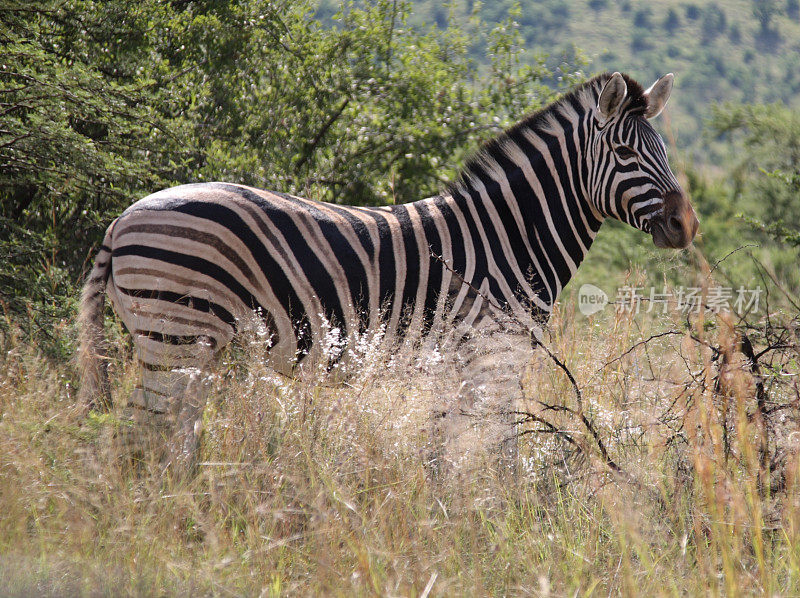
[707,244,759,277]
[529,336,627,476]
[599,330,683,372]
[512,410,580,447]
[740,330,770,473]
[428,249,528,331]
[430,247,799,493]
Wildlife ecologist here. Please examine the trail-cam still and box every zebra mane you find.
[449,72,647,195]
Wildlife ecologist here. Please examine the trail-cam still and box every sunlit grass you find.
[1,292,799,596]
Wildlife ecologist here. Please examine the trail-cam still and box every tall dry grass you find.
[1,280,799,596]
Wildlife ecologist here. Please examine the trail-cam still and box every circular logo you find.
[578,283,608,316]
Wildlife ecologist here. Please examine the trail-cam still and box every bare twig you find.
[707,244,759,277]
[529,336,629,476]
[599,330,683,372]
[512,410,580,449]
[429,248,529,331]
[749,253,800,312]
[740,331,769,476]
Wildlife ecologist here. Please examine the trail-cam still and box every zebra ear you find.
[644,73,674,119]
[597,72,627,123]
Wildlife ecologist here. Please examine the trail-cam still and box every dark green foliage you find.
[702,103,800,290]
[664,8,681,32]
[789,0,800,20]
[0,1,190,349]
[633,8,652,28]
[716,112,800,240]
[630,32,653,52]
[701,4,727,40]
[710,103,800,230]
[741,213,800,249]
[754,0,779,33]
[406,0,800,161]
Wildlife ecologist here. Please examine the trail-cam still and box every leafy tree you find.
[709,103,800,288]
[754,171,800,247]
[753,0,779,35]
[789,0,800,20]
[0,1,190,351]
[630,31,653,52]
[711,103,800,228]
[729,22,742,43]
[701,4,727,41]
[633,7,652,28]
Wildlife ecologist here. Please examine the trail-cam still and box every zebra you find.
[78,71,698,470]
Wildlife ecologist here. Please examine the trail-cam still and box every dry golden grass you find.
[1,286,799,596]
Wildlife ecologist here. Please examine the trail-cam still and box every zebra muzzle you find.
[651,190,699,249]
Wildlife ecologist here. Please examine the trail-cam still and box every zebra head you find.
[590,72,699,249]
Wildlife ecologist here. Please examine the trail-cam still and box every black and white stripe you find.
[78,72,696,465]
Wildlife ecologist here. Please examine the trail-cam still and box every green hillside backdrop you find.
[318,0,800,161]
[311,0,800,297]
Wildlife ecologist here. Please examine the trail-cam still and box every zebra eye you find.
[614,145,637,160]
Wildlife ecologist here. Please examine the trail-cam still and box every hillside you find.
[336,0,800,162]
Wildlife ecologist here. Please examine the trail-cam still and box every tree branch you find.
[294,97,351,173]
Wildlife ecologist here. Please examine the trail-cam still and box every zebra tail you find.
[78,221,116,412]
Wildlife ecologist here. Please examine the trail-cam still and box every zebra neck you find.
[450,127,603,314]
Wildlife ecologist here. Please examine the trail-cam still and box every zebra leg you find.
[122,335,216,475]
[463,328,528,473]
[166,351,214,474]
[436,323,530,476]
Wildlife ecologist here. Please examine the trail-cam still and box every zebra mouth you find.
[651,219,693,249]
[651,221,672,248]
[650,190,700,249]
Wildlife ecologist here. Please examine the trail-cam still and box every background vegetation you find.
[351,0,800,156]
[1,0,799,595]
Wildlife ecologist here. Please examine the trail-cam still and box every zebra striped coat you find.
[79,72,698,468]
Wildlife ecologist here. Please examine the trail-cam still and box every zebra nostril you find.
[668,214,682,233]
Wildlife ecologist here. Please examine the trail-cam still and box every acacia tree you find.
[0,1,191,351]
[706,102,800,292]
